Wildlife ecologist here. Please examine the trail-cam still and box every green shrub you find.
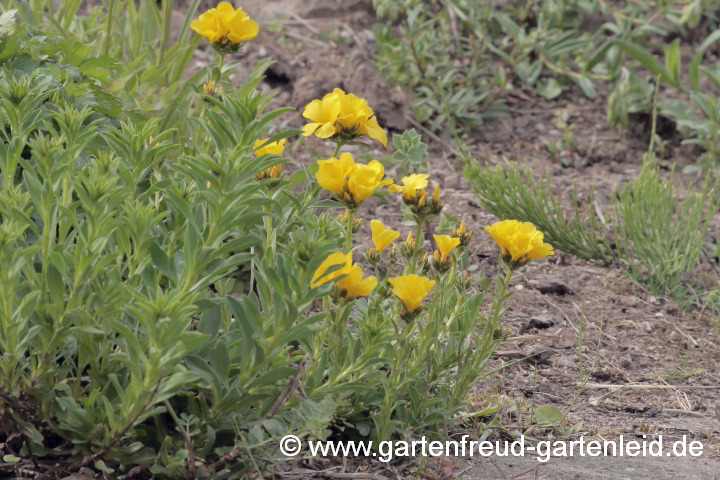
[0,9,526,478]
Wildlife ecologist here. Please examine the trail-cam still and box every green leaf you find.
[612,39,682,91]
[150,241,177,284]
[534,405,565,425]
[536,78,563,100]
[690,30,720,91]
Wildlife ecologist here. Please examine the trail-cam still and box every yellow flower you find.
[315,153,391,207]
[191,2,259,47]
[389,174,429,200]
[311,251,376,298]
[315,153,356,195]
[389,274,436,314]
[254,138,286,156]
[371,220,400,252]
[346,160,392,203]
[433,234,460,262]
[452,220,473,247]
[302,88,388,146]
[254,139,285,180]
[302,91,342,139]
[311,252,352,288]
[484,220,554,264]
[337,264,377,298]
[203,81,224,96]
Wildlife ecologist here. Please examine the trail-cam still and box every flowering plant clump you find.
[303,88,388,147]
[0,6,564,477]
[191,1,259,52]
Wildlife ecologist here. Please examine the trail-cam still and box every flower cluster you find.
[189,2,555,325]
[389,175,443,216]
[191,1,259,52]
[303,89,388,147]
[315,152,392,209]
[484,219,555,268]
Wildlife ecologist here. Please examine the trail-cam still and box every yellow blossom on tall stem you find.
[315,153,392,208]
[433,234,460,262]
[371,220,400,252]
[311,251,376,298]
[303,88,388,147]
[191,2,259,51]
[388,274,436,319]
[254,138,285,180]
[388,174,429,202]
[484,220,554,268]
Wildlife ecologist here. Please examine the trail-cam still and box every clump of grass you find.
[615,160,717,298]
[463,160,615,263]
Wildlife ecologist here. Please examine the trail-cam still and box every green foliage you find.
[606,30,720,172]
[0,8,512,478]
[464,156,718,298]
[464,160,614,263]
[372,2,508,132]
[390,128,428,175]
[614,158,717,297]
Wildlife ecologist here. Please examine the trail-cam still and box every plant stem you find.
[158,0,175,67]
[345,209,355,253]
[409,217,425,272]
[103,0,118,57]
[332,141,343,158]
[264,201,273,258]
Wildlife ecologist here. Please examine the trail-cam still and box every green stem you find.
[103,0,118,57]
[332,141,343,158]
[264,201,273,258]
[409,217,425,273]
[158,0,175,67]
[345,209,355,253]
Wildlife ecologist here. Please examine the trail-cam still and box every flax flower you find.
[389,174,429,201]
[371,220,400,252]
[433,234,460,262]
[337,264,377,298]
[191,2,259,49]
[315,153,391,208]
[389,274,436,316]
[311,251,376,298]
[303,88,388,146]
[484,220,554,266]
[254,138,285,180]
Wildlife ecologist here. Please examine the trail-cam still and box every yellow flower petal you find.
[433,234,460,261]
[337,264,377,298]
[316,153,356,195]
[254,138,286,156]
[315,122,337,139]
[388,274,436,312]
[484,220,554,262]
[371,220,400,252]
[311,252,352,288]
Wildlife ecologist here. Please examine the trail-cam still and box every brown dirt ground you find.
[193,0,720,478]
